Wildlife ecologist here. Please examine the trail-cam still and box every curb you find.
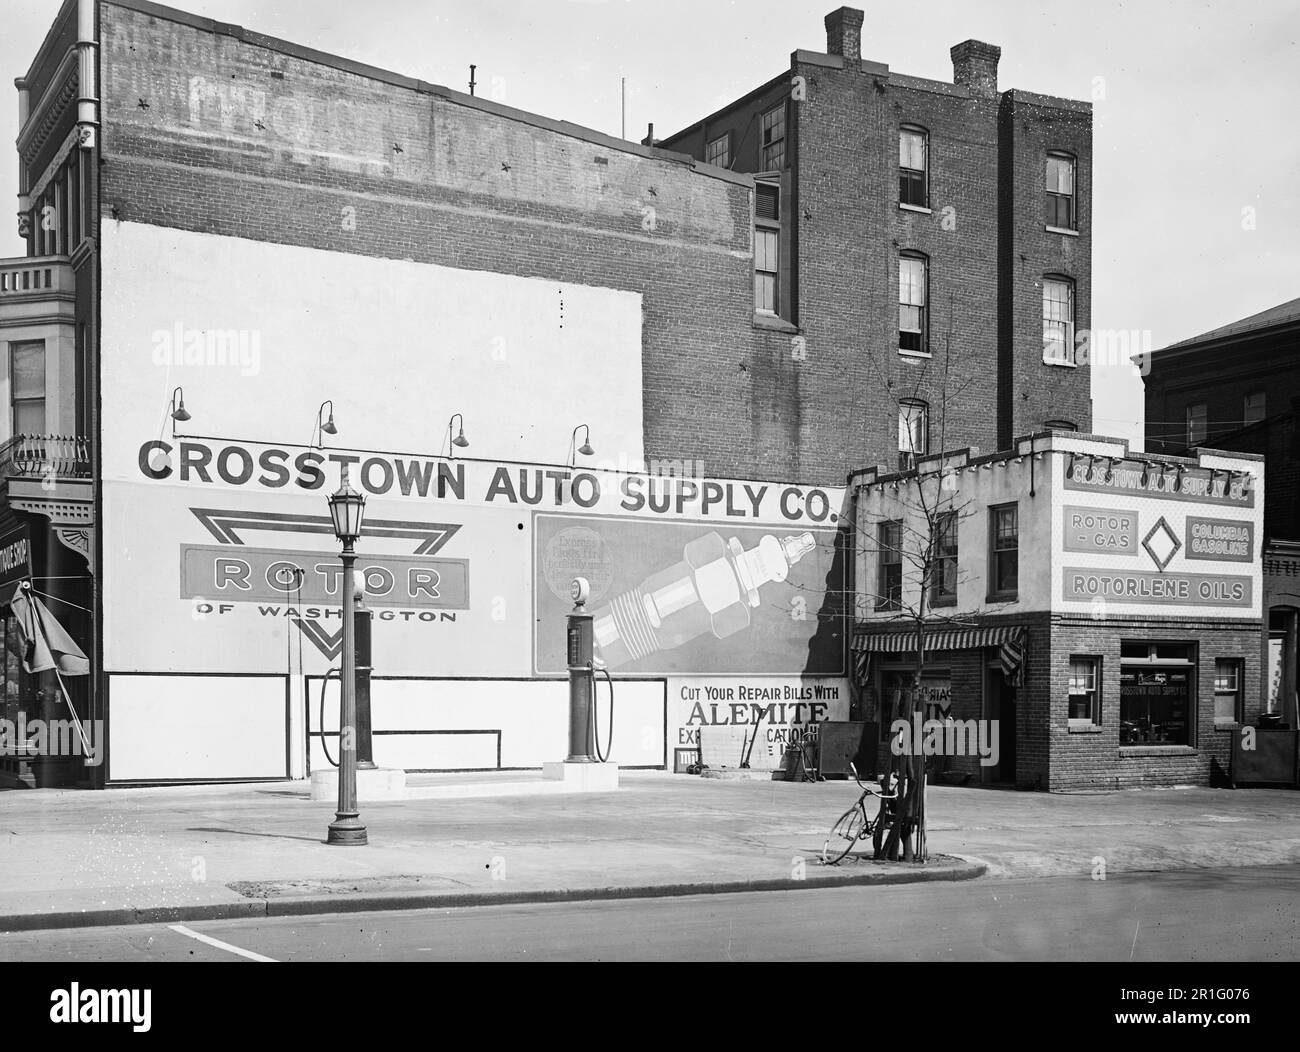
[0,857,987,934]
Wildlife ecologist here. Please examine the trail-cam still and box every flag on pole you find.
[9,587,89,676]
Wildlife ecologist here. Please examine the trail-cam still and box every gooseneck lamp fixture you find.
[447,413,469,456]
[568,424,595,467]
[312,399,338,449]
[169,386,191,437]
[326,463,368,847]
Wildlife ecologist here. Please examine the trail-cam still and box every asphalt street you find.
[5,864,1298,962]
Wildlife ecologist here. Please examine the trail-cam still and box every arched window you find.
[1045,419,1078,433]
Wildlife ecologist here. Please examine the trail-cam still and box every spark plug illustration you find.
[591,531,817,669]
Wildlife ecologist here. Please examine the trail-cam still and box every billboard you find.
[104,440,847,679]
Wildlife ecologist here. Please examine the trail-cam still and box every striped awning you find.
[851,624,1026,687]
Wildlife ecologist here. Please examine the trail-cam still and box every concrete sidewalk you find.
[0,771,1297,931]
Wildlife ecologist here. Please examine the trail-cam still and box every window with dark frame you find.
[898,399,928,470]
[878,521,903,612]
[1046,152,1076,229]
[754,182,780,315]
[1043,277,1075,363]
[989,503,1019,598]
[1068,656,1101,724]
[1186,403,1208,446]
[931,510,958,605]
[705,133,730,169]
[760,104,786,171]
[899,254,927,354]
[1120,642,1195,746]
[1045,419,1078,432]
[899,126,928,208]
[1214,658,1244,724]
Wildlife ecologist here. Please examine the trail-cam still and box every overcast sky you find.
[3,0,1298,446]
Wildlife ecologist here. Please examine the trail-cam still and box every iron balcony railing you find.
[0,434,92,480]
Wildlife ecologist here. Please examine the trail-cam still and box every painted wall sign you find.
[1063,458,1255,508]
[1063,567,1253,607]
[0,525,31,607]
[179,544,470,609]
[1062,505,1138,555]
[671,676,849,770]
[533,512,844,676]
[1184,517,1254,563]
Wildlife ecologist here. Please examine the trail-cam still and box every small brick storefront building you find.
[849,433,1264,791]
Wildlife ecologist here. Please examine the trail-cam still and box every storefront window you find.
[1119,642,1194,745]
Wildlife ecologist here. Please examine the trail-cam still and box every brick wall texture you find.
[664,51,1094,481]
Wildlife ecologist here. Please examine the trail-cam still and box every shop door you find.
[983,667,1017,785]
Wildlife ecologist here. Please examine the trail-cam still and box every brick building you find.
[0,0,856,786]
[1143,295,1300,750]
[659,6,1094,481]
[849,432,1263,791]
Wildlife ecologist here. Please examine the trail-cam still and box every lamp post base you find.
[326,815,368,846]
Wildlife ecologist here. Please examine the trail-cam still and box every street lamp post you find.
[326,463,368,846]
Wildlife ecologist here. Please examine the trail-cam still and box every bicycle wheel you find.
[822,804,867,865]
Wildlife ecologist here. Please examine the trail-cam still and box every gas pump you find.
[566,577,614,764]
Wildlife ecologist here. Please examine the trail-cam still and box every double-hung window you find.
[760,105,786,171]
[931,511,958,605]
[899,127,928,208]
[1069,656,1101,725]
[1046,152,1076,230]
[878,521,903,611]
[899,254,928,354]
[989,503,1019,599]
[1043,277,1075,363]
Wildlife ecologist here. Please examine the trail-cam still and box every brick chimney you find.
[825,7,864,62]
[950,40,1002,97]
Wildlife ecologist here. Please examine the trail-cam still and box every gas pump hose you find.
[592,664,615,763]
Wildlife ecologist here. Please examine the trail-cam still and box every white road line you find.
[167,924,278,963]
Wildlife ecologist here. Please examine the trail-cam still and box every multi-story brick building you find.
[1,0,857,787]
[849,432,1263,791]
[1144,296,1300,769]
[660,6,1094,480]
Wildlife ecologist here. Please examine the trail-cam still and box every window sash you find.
[899,131,927,173]
[898,403,927,456]
[10,342,45,400]
[754,228,779,313]
[879,521,903,609]
[931,512,958,601]
[705,135,730,168]
[1243,392,1266,426]
[1187,404,1207,444]
[993,506,1018,550]
[991,506,1018,594]
[761,106,785,169]
[1046,155,1074,195]
[900,171,926,207]
[1043,280,1074,359]
[899,259,926,307]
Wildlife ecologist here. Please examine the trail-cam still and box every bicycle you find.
[820,761,900,865]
